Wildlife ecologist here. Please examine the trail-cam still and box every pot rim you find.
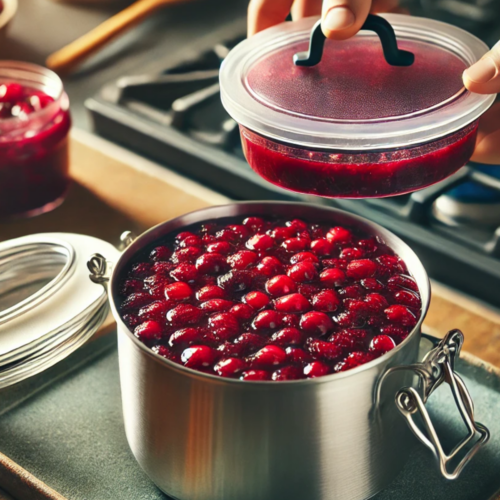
[109,201,430,385]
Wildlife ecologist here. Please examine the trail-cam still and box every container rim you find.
[109,201,431,386]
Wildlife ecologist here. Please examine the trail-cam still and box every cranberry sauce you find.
[118,216,422,381]
[241,123,478,198]
[0,83,71,218]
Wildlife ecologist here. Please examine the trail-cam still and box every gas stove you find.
[86,7,500,309]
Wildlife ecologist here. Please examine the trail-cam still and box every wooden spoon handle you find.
[46,0,171,75]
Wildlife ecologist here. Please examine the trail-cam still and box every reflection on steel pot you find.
[88,202,490,500]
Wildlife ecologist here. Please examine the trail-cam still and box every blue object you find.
[447,163,500,203]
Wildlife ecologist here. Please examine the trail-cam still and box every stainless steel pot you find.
[89,202,489,500]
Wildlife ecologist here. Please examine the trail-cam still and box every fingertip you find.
[321,6,357,40]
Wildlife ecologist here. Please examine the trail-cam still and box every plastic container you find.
[220,14,495,198]
[0,62,71,218]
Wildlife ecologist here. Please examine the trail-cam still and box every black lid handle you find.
[293,14,414,67]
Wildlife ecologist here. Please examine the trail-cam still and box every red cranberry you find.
[393,290,421,309]
[289,251,319,265]
[346,299,371,319]
[300,311,334,336]
[196,253,228,274]
[164,282,192,302]
[282,237,308,252]
[206,241,232,254]
[272,366,303,381]
[0,83,23,103]
[228,250,258,270]
[326,227,352,244]
[176,231,196,243]
[333,311,364,328]
[320,268,346,287]
[346,259,377,279]
[120,279,143,296]
[286,347,311,364]
[243,217,266,233]
[241,370,270,381]
[227,224,250,240]
[377,255,405,275]
[340,247,365,260]
[380,325,410,340]
[121,292,152,311]
[134,320,162,341]
[307,339,344,360]
[230,303,254,322]
[244,291,270,310]
[384,305,417,327]
[129,262,152,279]
[365,293,389,313]
[218,270,253,292]
[252,310,283,332]
[329,330,365,350]
[153,262,175,276]
[209,312,240,340]
[217,342,245,357]
[274,293,310,313]
[286,219,308,233]
[167,304,202,327]
[357,238,378,254]
[178,235,202,248]
[337,352,374,372]
[288,261,318,283]
[297,284,321,300]
[123,313,141,328]
[199,299,234,313]
[310,238,333,256]
[215,358,246,377]
[196,285,225,301]
[234,333,266,353]
[312,290,340,312]
[265,275,296,297]
[271,328,303,346]
[149,246,172,262]
[154,345,172,359]
[246,233,274,251]
[270,226,296,241]
[323,258,348,270]
[304,361,330,378]
[144,274,171,290]
[172,247,202,264]
[370,335,396,355]
[338,285,364,299]
[387,274,419,292]
[256,256,282,277]
[360,278,384,291]
[138,300,171,321]
[251,345,287,368]
[215,228,238,243]
[181,345,216,369]
[282,313,300,328]
[170,263,198,283]
[169,327,201,347]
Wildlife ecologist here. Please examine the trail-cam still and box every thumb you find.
[321,0,372,40]
[463,42,500,95]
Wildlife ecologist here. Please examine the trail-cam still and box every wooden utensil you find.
[46,0,190,76]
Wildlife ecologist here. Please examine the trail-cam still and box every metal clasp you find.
[388,330,489,479]
[87,253,112,285]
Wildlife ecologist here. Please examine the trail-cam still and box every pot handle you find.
[383,330,489,480]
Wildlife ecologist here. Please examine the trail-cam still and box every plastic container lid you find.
[220,14,495,151]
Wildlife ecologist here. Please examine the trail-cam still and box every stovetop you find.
[86,4,500,309]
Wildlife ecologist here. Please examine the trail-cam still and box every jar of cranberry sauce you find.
[0,62,71,219]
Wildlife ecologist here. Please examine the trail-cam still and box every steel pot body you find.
[101,202,483,500]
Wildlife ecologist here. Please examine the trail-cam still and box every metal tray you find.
[0,334,499,500]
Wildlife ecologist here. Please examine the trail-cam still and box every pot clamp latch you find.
[390,330,489,479]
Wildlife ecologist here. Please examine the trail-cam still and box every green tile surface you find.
[0,335,499,500]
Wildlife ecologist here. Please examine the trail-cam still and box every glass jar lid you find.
[220,14,495,150]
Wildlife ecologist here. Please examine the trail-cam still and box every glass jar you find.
[0,61,71,218]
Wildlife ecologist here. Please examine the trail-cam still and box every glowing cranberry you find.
[270,226,296,241]
[196,285,225,301]
[215,358,246,378]
[365,293,389,313]
[256,256,283,276]
[340,247,364,260]
[282,237,308,252]
[167,304,202,327]
[290,251,319,265]
[172,247,201,264]
[320,268,346,287]
[312,290,340,312]
[271,328,303,346]
[241,370,270,381]
[265,275,296,297]
[149,246,172,262]
[346,259,377,279]
[286,347,311,364]
[337,352,374,372]
[339,285,364,299]
[244,291,270,310]
[288,261,318,283]
[385,305,417,327]
[129,262,152,279]
[196,253,227,274]
[230,303,254,322]
[247,233,274,251]
[300,311,334,336]
[274,293,310,313]
[393,290,421,309]
[282,314,300,328]
[360,278,384,291]
[199,299,234,313]
[387,274,419,292]
[120,279,143,296]
[326,227,352,244]
[310,238,333,256]
[169,327,201,347]
[252,310,283,332]
[370,335,396,355]
[170,263,198,283]
[251,345,287,368]
[207,241,232,254]
[218,270,253,292]
[243,217,266,233]
[228,250,258,270]
[272,366,303,381]
[164,282,192,302]
[134,320,162,341]
[181,345,216,369]
[121,292,152,311]
[209,312,240,340]
[286,219,308,233]
[304,361,330,378]
[138,300,171,321]
[377,255,405,275]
